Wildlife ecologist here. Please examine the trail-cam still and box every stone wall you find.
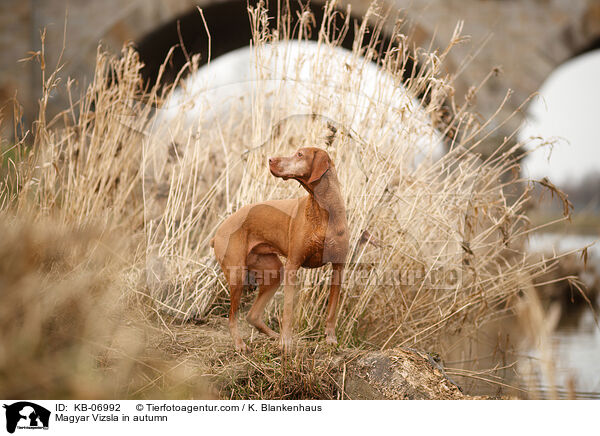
[1,0,599,139]
[392,0,600,133]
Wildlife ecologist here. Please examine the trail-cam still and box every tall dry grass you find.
[0,2,578,398]
[139,3,558,349]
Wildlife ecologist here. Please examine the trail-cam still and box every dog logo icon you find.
[2,402,50,433]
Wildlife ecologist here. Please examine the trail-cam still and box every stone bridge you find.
[1,0,599,139]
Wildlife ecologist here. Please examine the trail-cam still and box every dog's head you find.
[268,147,331,186]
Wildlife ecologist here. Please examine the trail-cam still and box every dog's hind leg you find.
[223,261,249,352]
[246,254,282,339]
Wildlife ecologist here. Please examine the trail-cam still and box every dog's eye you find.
[297,152,303,157]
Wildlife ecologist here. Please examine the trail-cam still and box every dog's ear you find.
[307,150,330,184]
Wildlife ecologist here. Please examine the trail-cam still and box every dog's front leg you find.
[280,261,299,354]
[325,263,344,345]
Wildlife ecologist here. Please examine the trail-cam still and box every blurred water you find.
[447,233,600,399]
[522,233,600,399]
[519,305,600,399]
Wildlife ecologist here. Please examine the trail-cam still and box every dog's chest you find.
[300,229,326,268]
[302,249,325,268]
[301,232,344,268]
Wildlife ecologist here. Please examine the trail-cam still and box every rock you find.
[333,347,467,400]
[158,321,476,399]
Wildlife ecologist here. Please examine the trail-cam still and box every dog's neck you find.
[303,168,347,229]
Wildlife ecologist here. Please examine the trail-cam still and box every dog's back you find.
[211,198,300,265]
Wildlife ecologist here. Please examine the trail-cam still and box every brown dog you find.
[211,147,349,353]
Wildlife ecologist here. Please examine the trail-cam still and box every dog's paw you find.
[279,335,294,355]
[325,330,338,346]
[235,340,250,353]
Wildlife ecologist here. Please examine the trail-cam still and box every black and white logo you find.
[3,402,50,433]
